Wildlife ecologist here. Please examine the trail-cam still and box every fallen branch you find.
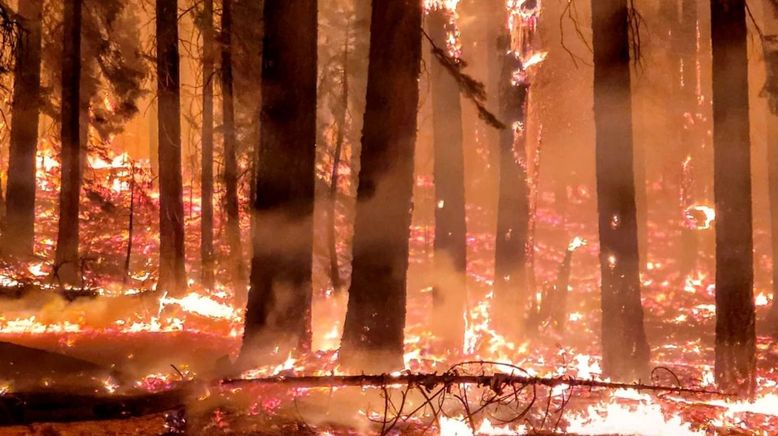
[221,372,726,396]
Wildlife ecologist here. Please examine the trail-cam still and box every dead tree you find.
[427,8,467,347]
[242,0,317,356]
[4,0,42,257]
[591,0,650,380]
[54,0,83,286]
[493,10,530,335]
[711,0,755,397]
[201,0,215,289]
[156,0,186,294]
[340,0,422,372]
[222,0,243,285]
[765,0,778,336]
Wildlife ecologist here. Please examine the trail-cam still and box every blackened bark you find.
[55,0,82,286]
[201,0,215,289]
[222,0,243,285]
[493,31,530,333]
[340,0,421,372]
[591,0,650,380]
[427,8,467,347]
[765,0,778,334]
[242,0,317,356]
[156,0,186,294]
[710,0,755,397]
[4,0,42,257]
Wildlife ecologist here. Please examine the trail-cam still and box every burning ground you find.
[0,153,776,434]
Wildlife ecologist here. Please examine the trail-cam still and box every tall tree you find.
[427,7,467,347]
[340,0,422,371]
[492,6,530,334]
[201,0,215,289]
[4,0,43,257]
[55,0,83,286]
[156,0,186,293]
[241,0,317,356]
[711,0,755,396]
[221,0,243,285]
[591,0,650,380]
[765,0,778,335]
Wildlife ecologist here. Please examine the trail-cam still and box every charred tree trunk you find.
[765,0,778,335]
[710,0,755,397]
[591,0,650,380]
[340,0,422,372]
[55,0,82,286]
[201,0,215,290]
[241,0,317,357]
[4,0,43,257]
[156,0,186,294]
[493,27,530,334]
[427,8,467,347]
[222,0,243,285]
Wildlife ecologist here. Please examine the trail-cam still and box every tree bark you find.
[340,0,421,372]
[4,0,43,258]
[201,0,215,290]
[591,0,650,380]
[241,0,317,357]
[156,0,187,294]
[710,0,755,397]
[493,15,530,335]
[222,0,243,286]
[765,0,778,335]
[427,8,467,348]
[55,0,83,286]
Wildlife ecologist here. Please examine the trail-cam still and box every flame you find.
[684,205,715,230]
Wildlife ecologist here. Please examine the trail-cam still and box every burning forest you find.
[1,0,778,434]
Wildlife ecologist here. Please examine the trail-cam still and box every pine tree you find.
[340,0,422,371]
[591,0,650,380]
[201,0,215,289]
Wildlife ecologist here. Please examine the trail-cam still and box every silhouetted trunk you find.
[55,0,82,286]
[222,0,243,285]
[591,0,650,380]
[765,0,778,334]
[677,0,699,276]
[427,8,467,347]
[340,0,421,372]
[4,0,42,257]
[242,0,317,356]
[493,22,530,334]
[156,0,186,294]
[711,0,755,397]
[201,0,215,290]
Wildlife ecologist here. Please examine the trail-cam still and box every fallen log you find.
[221,372,726,396]
[0,387,189,426]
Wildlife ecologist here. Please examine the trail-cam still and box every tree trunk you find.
[241,0,317,357]
[156,0,186,294]
[222,0,243,286]
[711,0,755,397]
[427,8,467,348]
[55,0,82,286]
[4,0,43,258]
[591,0,650,381]
[340,0,421,372]
[201,0,215,290]
[765,0,778,335]
[493,16,530,335]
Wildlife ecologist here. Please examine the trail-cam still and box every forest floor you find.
[1,167,777,434]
